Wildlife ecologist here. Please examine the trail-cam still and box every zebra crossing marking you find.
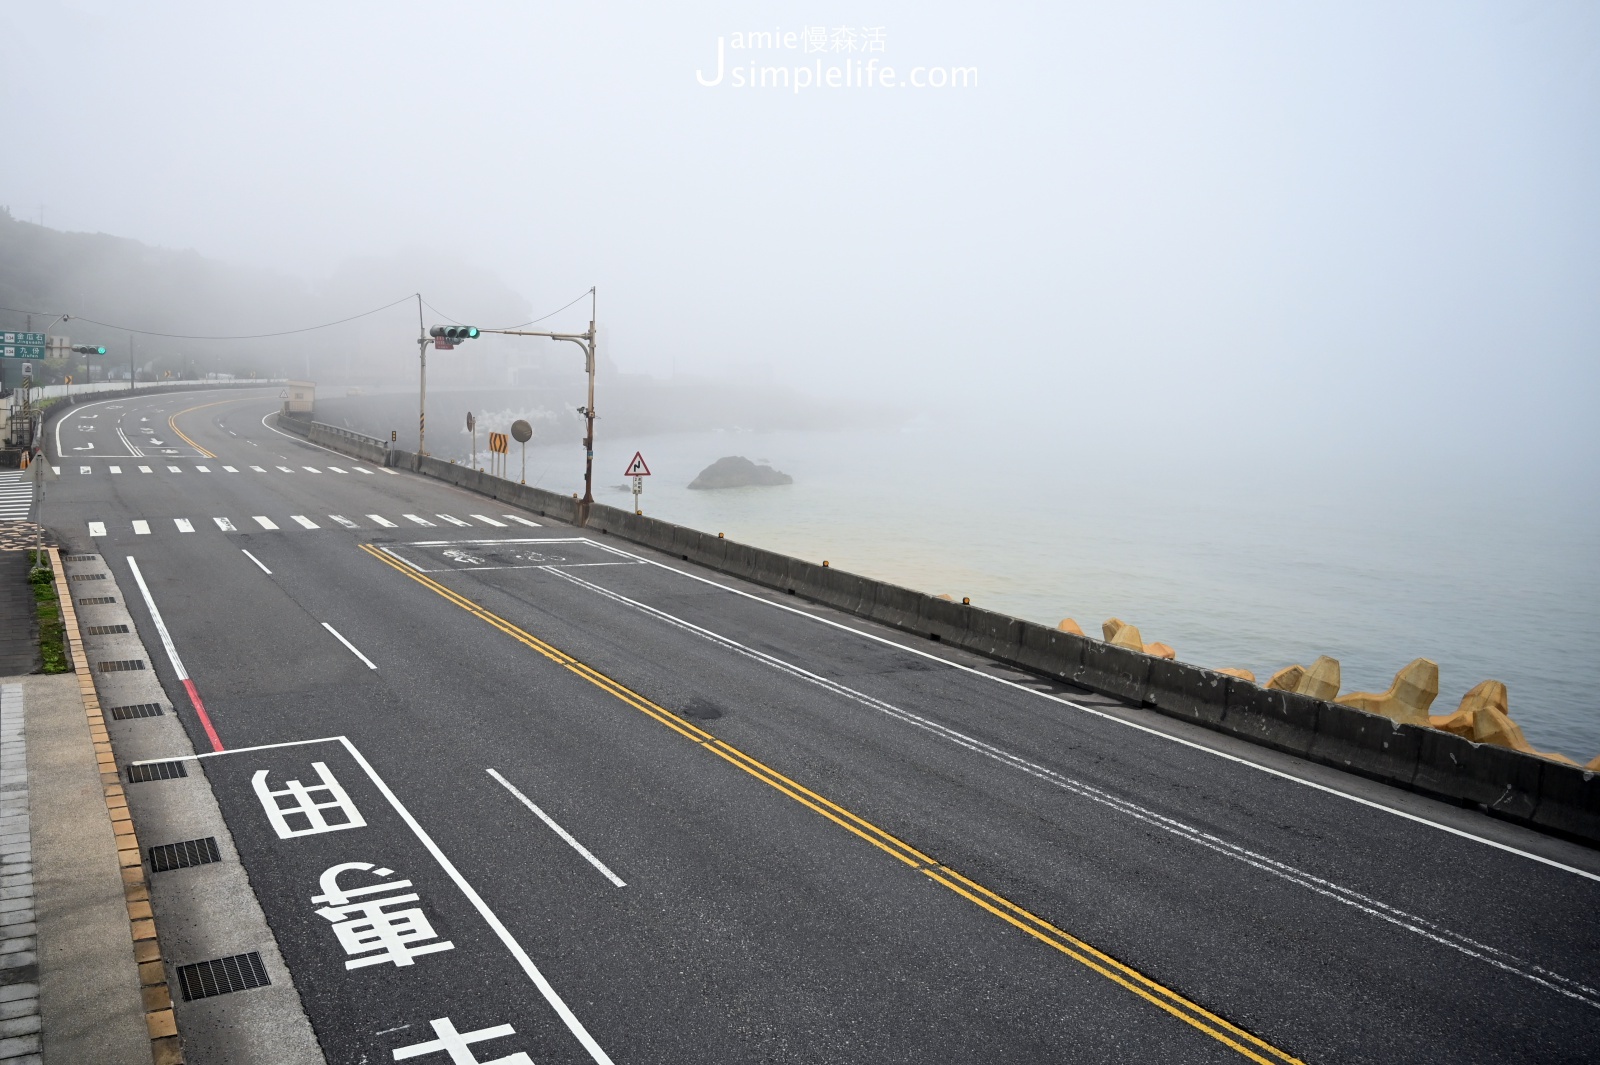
[250,465,266,472]
[110,465,122,474]
[89,522,107,537]
[132,521,151,535]
[438,514,470,527]
[367,515,398,527]
[403,514,435,526]
[355,468,375,475]
[79,465,92,475]
[471,515,506,527]
[139,466,152,473]
[253,516,278,530]
[328,466,347,473]
[167,465,181,473]
[175,518,195,533]
[302,466,321,473]
[503,515,542,527]
[329,515,358,528]
[276,466,293,472]
[214,518,237,532]
[224,465,239,473]
[291,515,319,529]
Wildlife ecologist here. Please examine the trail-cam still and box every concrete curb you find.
[48,548,182,1064]
[301,432,1600,848]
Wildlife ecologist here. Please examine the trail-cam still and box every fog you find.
[2,1,1595,486]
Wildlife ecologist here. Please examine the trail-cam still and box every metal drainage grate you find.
[64,554,99,561]
[127,760,187,783]
[177,952,270,1001]
[86,624,130,635]
[77,596,116,605]
[149,837,222,873]
[110,703,165,720]
[96,660,146,673]
[69,573,106,582]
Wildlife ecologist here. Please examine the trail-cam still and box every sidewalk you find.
[0,543,152,1064]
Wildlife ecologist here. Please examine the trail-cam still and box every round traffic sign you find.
[511,419,532,443]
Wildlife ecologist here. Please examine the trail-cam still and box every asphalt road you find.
[43,388,1600,1064]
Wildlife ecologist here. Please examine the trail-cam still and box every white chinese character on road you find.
[313,862,455,970]
[253,761,367,839]
[392,1017,533,1063]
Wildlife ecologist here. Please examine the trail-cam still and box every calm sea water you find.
[415,411,1600,763]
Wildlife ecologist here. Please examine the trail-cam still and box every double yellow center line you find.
[360,543,1306,1065]
[167,399,229,458]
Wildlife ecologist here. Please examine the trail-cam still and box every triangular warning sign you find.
[624,451,651,477]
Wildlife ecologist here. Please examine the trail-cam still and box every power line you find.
[423,288,595,332]
[0,293,419,340]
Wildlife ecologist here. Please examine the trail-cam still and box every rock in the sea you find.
[688,456,793,490]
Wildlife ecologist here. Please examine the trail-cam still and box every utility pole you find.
[416,294,428,456]
[128,335,134,390]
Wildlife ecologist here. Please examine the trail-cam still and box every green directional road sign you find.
[1,332,46,359]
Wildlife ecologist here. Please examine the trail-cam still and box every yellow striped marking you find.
[166,399,232,458]
[359,543,1307,1065]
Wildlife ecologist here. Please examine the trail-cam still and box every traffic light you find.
[71,345,106,355]
[429,326,479,341]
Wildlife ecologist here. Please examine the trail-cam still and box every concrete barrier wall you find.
[301,433,1599,846]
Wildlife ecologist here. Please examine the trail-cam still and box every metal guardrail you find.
[309,421,384,448]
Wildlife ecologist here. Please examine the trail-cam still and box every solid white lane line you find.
[502,515,541,527]
[242,549,271,574]
[603,543,1600,884]
[214,518,237,532]
[132,520,151,535]
[126,556,189,682]
[329,515,358,528]
[253,516,278,530]
[437,514,470,527]
[487,769,626,888]
[321,623,377,669]
[88,522,107,537]
[330,738,616,1065]
[367,514,397,528]
[174,518,195,533]
[291,515,320,529]
[223,465,238,472]
[550,565,1600,1007]
[403,514,435,526]
[471,514,507,527]
[109,465,121,474]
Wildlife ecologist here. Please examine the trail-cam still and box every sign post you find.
[511,419,533,484]
[467,411,476,470]
[624,452,650,514]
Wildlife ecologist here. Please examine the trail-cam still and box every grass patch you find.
[29,551,69,674]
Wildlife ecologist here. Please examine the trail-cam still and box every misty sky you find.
[3,2,1596,483]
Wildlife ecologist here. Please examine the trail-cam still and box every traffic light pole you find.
[485,308,598,524]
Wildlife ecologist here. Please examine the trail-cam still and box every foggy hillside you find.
[0,208,876,431]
